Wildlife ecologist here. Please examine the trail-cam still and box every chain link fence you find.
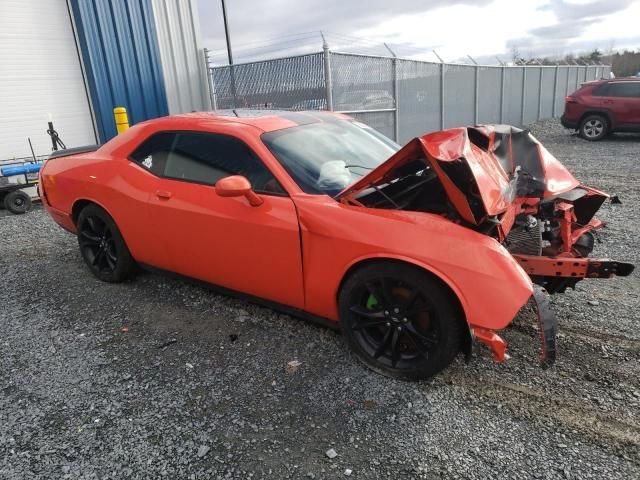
[208,50,610,144]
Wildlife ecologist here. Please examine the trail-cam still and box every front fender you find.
[295,195,533,332]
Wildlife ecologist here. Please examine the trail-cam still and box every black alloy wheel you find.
[339,262,462,379]
[77,204,135,282]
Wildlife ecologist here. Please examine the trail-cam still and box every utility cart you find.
[0,161,43,214]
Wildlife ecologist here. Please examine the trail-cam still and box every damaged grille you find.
[505,221,542,256]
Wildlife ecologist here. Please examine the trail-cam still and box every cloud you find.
[199,0,640,64]
[199,0,491,55]
[538,0,634,21]
[508,0,637,58]
[528,18,598,40]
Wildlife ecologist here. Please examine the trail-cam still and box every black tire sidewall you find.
[76,204,134,283]
[339,262,462,380]
[579,115,608,141]
[4,191,32,214]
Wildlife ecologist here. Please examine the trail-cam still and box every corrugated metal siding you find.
[0,0,96,160]
[69,0,169,141]
[151,0,209,114]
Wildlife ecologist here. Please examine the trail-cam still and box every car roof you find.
[605,77,640,83]
[169,109,349,133]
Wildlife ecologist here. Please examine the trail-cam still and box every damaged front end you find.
[338,125,634,366]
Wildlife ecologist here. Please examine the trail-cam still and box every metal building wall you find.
[68,0,169,141]
[0,0,96,160]
[151,0,210,113]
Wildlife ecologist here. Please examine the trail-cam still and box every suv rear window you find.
[594,82,640,97]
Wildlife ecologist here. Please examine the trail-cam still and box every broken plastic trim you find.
[532,285,557,368]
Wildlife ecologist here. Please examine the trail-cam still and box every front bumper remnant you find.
[532,285,557,368]
[474,327,508,362]
[474,286,557,368]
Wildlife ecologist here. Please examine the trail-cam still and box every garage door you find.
[0,0,96,161]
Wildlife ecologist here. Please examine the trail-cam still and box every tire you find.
[76,204,135,282]
[4,190,32,214]
[339,261,463,380]
[579,114,608,141]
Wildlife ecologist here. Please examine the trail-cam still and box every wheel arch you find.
[578,109,613,130]
[337,255,473,357]
[71,198,111,225]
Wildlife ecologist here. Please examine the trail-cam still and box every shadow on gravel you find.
[566,132,640,143]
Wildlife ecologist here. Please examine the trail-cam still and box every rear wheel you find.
[4,190,32,214]
[579,114,608,141]
[76,204,135,282]
[339,262,463,379]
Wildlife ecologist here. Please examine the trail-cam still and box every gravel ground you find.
[1,119,638,479]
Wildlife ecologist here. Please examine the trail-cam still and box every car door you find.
[621,82,640,124]
[595,82,640,126]
[130,130,305,309]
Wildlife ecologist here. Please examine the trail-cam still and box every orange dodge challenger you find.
[40,110,634,379]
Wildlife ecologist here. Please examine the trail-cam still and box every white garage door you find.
[0,0,96,161]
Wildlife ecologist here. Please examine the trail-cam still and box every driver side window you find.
[130,132,286,195]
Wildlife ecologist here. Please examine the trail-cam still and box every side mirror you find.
[215,175,263,207]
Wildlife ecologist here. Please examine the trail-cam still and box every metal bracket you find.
[586,260,635,278]
[514,254,635,279]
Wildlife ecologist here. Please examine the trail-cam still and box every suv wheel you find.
[579,114,608,141]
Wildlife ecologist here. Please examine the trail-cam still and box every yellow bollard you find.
[113,107,129,133]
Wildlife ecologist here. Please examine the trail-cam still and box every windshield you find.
[261,120,400,195]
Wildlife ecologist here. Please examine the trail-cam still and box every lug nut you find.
[384,310,389,316]
[385,322,391,327]
[397,326,402,331]
[394,307,400,313]
[402,318,408,323]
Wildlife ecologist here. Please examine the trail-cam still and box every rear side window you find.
[130,132,174,176]
[594,82,640,97]
[130,132,285,194]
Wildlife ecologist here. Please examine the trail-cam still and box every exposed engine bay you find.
[339,125,634,293]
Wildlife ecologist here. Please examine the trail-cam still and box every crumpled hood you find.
[338,125,581,225]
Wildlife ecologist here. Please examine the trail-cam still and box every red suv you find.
[561,78,640,141]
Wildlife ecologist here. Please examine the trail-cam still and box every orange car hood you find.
[338,125,580,225]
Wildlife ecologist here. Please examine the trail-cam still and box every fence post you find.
[204,48,217,110]
[392,56,399,142]
[566,65,571,98]
[440,62,445,129]
[474,64,479,124]
[323,42,334,111]
[520,66,526,126]
[552,65,559,117]
[500,66,505,124]
[537,67,543,121]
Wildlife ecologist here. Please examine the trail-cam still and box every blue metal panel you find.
[69,0,169,142]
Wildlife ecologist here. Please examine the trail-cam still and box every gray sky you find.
[197,0,640,64]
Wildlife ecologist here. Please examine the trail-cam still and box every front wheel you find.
[76,204,135,282]
[339,262,463,380]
